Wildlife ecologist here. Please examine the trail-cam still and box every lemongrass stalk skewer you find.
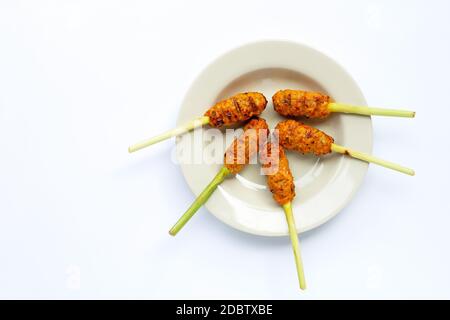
[128,92,267,153]
[331,144,415,176]
[128,116,209,153]
[328,103,415,118]
[169,166,230,236]
[276,120,415,176]
[169,117,269,236]
[283,202,307,290]
[272,90,415,119]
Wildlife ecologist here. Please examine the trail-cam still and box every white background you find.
[0,0,449,299]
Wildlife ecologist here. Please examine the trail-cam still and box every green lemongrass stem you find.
[169,166,231,236]
[283,202,306,290]
[331,143,415,176]
[128,116,210,153]
[328,102,415,118]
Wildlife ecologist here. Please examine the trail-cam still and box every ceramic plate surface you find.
[176,40,372,236]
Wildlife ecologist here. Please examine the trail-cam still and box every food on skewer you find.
[260,142,306,290]
[273,89,415,119]
[169,117,269,236]
[276,119,415,175]
[128,92,267,153]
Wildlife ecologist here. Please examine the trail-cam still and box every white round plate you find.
[176,40,372,236]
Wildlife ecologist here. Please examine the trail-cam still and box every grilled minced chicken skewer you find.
[260,142,306,290]
[273,89,415,119]
[169,117,269,235]
[276,119,414,175]
[129,92,267,152]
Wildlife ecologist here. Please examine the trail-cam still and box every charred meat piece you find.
[224,117,269,174]
[273,89,330,119]
[275,119,334,156]
[205,92,267,127]
[260,143,295,205]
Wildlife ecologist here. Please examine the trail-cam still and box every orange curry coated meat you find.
[275,119,334,156]
[260,143,295,205]
[272,89,330,119]
[224,117,269,174]
[205,92,267,127]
